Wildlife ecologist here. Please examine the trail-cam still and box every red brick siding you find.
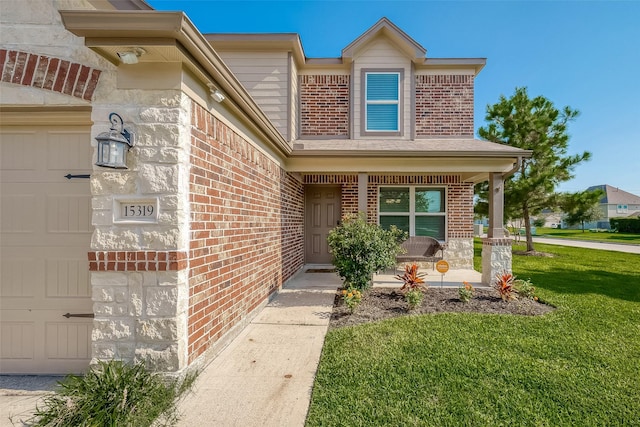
[415,75,474,137]
[188,101,304,363]
[300,75,350,137]
[0,49,101,101]
[304,174,473,238]
[88,251,187,272]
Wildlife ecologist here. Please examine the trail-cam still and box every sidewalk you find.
[176,266,341,427]
[516,236,640,254]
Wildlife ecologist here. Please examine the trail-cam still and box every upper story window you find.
[364,72,401,134]
[617,204,628,214]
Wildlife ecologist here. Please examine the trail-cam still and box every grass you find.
[306,242,640,426]
[532,227,640,244]
[29,360,197,426]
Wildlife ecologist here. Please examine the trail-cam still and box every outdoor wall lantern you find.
[95,113,134,169]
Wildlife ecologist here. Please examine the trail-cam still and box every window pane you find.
[366,73,399,100]
[380,216,409,234]
[415,188,444,213]
[415,216,445,240]
[367,104,398,131]
[379,188,409,212]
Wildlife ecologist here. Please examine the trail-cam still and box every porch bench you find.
[396,236,445,270]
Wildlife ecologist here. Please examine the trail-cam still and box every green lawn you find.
[306,242,640,426]
[533,227,640,244]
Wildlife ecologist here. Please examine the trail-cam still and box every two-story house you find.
[0,0,527,375]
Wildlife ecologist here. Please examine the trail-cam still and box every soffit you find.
[58,10,291,158]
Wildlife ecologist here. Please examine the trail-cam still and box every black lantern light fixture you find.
[95,113,134,169]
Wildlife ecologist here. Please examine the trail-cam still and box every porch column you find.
[482,172,512,285]
[358,173,368,215]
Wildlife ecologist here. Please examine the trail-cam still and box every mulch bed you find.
[329,287,555,329]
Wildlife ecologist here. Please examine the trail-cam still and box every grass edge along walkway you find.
[306,243,640,426]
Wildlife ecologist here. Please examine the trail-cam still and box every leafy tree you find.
[559,189,604,232]
[477,87,590,252]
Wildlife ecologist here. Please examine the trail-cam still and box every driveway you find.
[520,236,640,254]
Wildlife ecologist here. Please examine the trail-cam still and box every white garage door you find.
[1,119,93,374]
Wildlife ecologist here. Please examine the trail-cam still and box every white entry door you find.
[0,122,93,374]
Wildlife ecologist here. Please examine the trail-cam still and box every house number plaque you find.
[113,197,159,224]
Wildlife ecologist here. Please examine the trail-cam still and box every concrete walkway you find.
[176,266,341,427]
[523,236,640,254]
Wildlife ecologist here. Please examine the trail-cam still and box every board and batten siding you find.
[289,53,298,141]
[216,51,290,140]
[352,36,412,139]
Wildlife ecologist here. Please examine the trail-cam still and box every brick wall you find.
[415,75,474,137]
[300,75,350,137]
[0,49,101,101]
[303,174,474,238]
[188,101,304,363]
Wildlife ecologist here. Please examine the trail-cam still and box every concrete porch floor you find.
[373,267,486,289]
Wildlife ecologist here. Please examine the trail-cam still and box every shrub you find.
[610,218,640,233]
[458,281,475,303]
[514,278,538,300]
[328,214,406,290]
[30,360,197,427]
[533,218,546,228]
[341,287,362,313]
[494,272,517,301]
[395,263,427,310]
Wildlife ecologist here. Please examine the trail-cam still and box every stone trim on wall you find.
[88,251,188,272]
[0,49,101,101]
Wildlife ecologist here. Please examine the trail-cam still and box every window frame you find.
[361,69,403,137]
[378,186,447,241]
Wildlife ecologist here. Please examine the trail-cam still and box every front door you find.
[304,185,341,264]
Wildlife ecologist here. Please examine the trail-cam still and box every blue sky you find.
[148,0,640,195]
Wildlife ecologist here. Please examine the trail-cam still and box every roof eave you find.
[58,10,291,158]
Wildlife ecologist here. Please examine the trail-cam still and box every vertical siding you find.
[352,37,412,138]
[216,51,289,140]
[289,53,298,141]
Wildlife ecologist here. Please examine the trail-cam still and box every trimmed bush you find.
[328,214,406,290]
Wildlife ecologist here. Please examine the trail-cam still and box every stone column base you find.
[481,238,512,286]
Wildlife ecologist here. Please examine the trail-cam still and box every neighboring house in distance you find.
[585,185,640,229]
[1,0,529,375]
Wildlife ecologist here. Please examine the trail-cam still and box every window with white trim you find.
[617,204,628,213]
[379,187,446,240]
[365,72,400,132]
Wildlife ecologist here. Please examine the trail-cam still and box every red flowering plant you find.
[395,263,427,310]
[494,272,517,301]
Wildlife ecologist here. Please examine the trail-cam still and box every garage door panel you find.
[0,131,39,171]
[46,131,92,171]
[47,193,92,233]
[0,322,35,359]
[0,256,38,298]
[1,123,92,374]
[46,321,91,360]
[0,194,38,233]
[46,258,90,298]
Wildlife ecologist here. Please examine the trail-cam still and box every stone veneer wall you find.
[415,75,474,137]
[299,75,350,137]
[481,238,512,285]
[89,91,193,372]
[188,102,305,363]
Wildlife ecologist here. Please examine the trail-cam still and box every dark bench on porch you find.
[396,236,445,270]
